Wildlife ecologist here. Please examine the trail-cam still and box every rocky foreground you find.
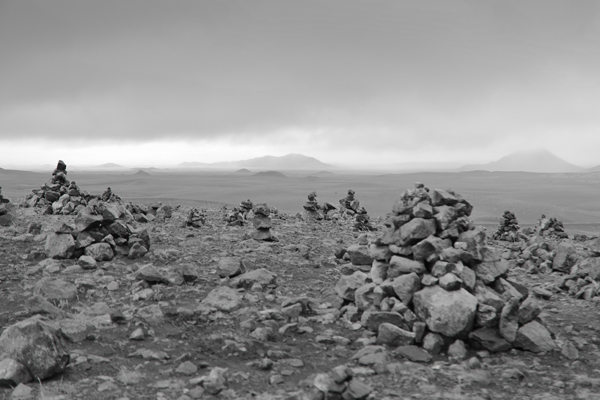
[1,193,600,399]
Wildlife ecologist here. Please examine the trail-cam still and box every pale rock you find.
[368,244,391,261]
[513,321,556,353]
[78,255,97,269]
[388,256,426,277]
[413,286,478,338]
[422,333,444,355]
[128,242,148,259]
[552,242,578,273]
[448,339,468,361]
[335,271,368,301]
[354,283,378,311]
[475,247,509,284]
[0,316,70,380]
[518,297,541,325]
[474,280,505,311]
[376,323,415,346]
[439,273,462,291]
[370,261,388,284]
[45,233,76,259]
[400,218,437,245]
[231,268,277,290]
[346,244,372,265]
[84,243,114,261]
[499,297,520,342]
[202,286,242,312]
[217,257,245,278]
[33,278,77,301]
[0,358,32,386]
[391,272,421,305]
[135,264,167,284]
[361,311,407,332]
[74,207,103,231]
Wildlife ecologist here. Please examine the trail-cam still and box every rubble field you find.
[1,179,600,400]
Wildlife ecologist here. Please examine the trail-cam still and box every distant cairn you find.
[493,210,521,242]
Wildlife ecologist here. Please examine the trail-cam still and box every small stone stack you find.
[127,202,172,223]
[186,207,207,227]
[335,183,555,356]
[493,210,521,241]
[253,203,278,241]
[240,199,254,218]
[24,160,90,215]
[45,200,150,261]
[558,238,600,301]
[536,214,568,239]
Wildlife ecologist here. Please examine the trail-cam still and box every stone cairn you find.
[338,189,375,231]
[127,202,172,223]
[492,210,521,241]
[24,160,88,215]
[252,203,278,241]
[186,207,207,227]
[302,192,337,221]
[533,214,568,239]
[45,200,151,262]
[557,238,600,301]
[335,183,556,356]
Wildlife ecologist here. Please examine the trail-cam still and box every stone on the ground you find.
[513,321,556,353]
[499,297,520,342]
[0,316,70,380]
[388,256,426,277]
[448,339,468,361]
[422,333,444,355]
[376,322,415,346]
[413,286,478,338]
[84,243,114,261]
[0,358,31,386]
[475,248,509,284]
[33,278,77,301]
[361,311,407,332]
[78,255,97,269]
[394,345,433,363]
[335,271,369,301]
[552,242,578,272]
[346,244,372,265]
[391,272,421,305]
[231,268,277,290]
[202,286,242,312]
[135,264,167,284]
[469,327,512,352]
[518,297,542,325]
[217,257,245,278]
[45,233,76,259]
[128,242,148,259]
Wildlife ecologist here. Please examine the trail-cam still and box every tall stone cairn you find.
[252,203,278,242]
[335,183,555,355]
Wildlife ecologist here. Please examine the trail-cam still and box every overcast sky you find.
[1,0,599,168]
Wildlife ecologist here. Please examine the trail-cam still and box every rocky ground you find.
[1,203,600,400]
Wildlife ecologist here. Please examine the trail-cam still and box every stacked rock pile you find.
[493,210,522,242]
[45,200,150,261]
[535,214,568,239]
[302,192,338,221]
[253,203,278,241]
[24,160,90,215]
[557,239,600,301]
[334,183,555,356]
[127,202,172,223]
[186,208,207,227]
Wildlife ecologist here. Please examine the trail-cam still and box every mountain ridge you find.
[458,149,584,173]
[179,153,334,170]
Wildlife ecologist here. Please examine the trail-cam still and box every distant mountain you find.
[179,153,334,170]
[252,171,287,178]
[97,163,125,168]
[134,170,151,176]
[458,149,584,173]
[234,168,253,175]
[587,164,600,172]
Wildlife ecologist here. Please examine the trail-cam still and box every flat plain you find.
[3,167,600,233]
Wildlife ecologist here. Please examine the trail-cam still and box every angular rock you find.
[388,256,426,278]
[217,257,245,278]
[552,242,578,273]
[475,304,498,328]
[475,248,509,284]
[361,311,407,332]
[422,333,444,355]
[84,243,114,261]
[78,255,97,270]
[448,339,468,361]
[456,227,486,261]
[368,244,391,261]
[518,297,541,325]
[474,280,505,311]
[391,272,421,305]
[513,321,556,353]
[0,358,32,386]
[45,233,76,259]
[354,283,378,311]
[376,322,415,347]
[499,297,520,343]
[458,266,477,292]
[413,286,478,338]
[370,261,389,284]
[128,242,148,259]
[394,345,432,363]
[135,264,167,284]
[346,244,372,265]
[74,207,103,232]
[411,236,451,263]
[231,268,277,290]
[439,273,462,291]
[435,205,458,231]
[400,218,437,245]
[469,328,512,352]
[335,271,369,301]
[0,316,70,380]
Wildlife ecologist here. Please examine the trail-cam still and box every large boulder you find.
[475,248,509,284]
[552,242,579,273]
[413,286,478,338]
[0,316,70,381]
[513,321,556,353]
[335,271,368,301]
[74,206,103,232]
